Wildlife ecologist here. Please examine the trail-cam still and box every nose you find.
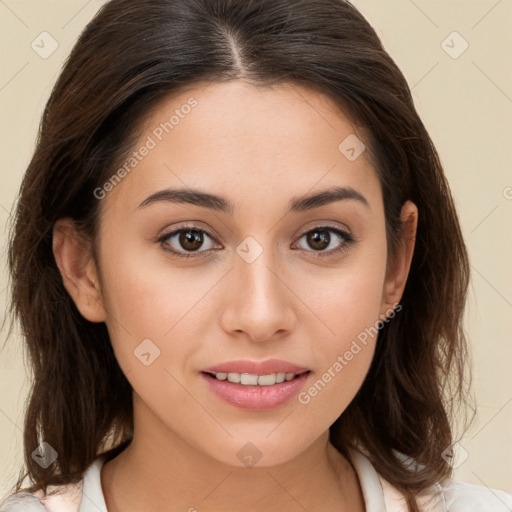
[219,243,297,342]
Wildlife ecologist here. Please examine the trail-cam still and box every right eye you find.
[157,226,221,260]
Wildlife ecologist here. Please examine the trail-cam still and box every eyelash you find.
[157,224,356,261]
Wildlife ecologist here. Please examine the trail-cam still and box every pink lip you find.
[201,358,309,375]
[201,371,311,411]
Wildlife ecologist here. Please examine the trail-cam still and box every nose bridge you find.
[236,234,286,308]
[239,241,280,299]
[221,234,295,340]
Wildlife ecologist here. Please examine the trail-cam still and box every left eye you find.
[293,226,355,258]
[295,227,352,253]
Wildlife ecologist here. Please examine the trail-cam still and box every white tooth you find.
[240,373,258,385]
[221,372,297,385]
[257,373,277,386]
[227,372,241,383]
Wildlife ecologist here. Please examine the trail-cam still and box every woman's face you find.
[56,79,416,467]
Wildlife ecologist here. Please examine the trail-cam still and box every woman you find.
[1,0,511,511]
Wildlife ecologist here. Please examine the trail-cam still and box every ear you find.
[380,200,418,318]
[52,218,107,323]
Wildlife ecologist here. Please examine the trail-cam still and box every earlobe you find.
[52,218,107,323]
[380,200,418,316]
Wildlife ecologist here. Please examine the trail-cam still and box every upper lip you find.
[202,359,310,375]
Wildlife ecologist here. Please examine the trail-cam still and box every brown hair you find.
[2,0,474,510]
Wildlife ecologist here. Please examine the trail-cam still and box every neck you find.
[101,400,365,512]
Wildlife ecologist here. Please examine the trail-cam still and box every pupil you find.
[308,230,330,250]
[180,230,203,251]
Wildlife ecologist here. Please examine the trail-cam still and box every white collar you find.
[78,455,108,512]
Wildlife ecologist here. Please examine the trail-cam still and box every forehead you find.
[100,79,380,218]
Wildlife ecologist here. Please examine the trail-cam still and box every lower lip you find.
[201,371,311,411]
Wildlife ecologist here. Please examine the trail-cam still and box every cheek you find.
[296,246,387,353]
[294,341,375,442]
[96,236,213,378]
[98,230,214,335]
[293,275,384,431]
[291,242,386,413]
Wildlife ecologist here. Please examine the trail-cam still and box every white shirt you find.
[1,448,511,511]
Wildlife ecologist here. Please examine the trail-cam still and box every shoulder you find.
[376,449,512,512]
[0,480,83,512]
[381,475,512,512]
[0,491,47,511]
[439,479,512,512]
[350,447,512,512]
[0,455,109,512]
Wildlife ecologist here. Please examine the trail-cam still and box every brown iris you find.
[306,229,331,251]
[179,229,204,251]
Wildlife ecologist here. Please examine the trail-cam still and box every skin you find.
[53,80,418,512]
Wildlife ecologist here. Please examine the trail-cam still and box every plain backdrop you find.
[1,0,511,498]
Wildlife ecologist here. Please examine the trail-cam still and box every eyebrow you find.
[137,185,370,214]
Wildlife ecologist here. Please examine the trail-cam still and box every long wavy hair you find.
[2,1,474,510]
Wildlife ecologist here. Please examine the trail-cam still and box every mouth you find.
[200,370,312,411]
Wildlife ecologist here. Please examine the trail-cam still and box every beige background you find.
[1,0,511,498]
